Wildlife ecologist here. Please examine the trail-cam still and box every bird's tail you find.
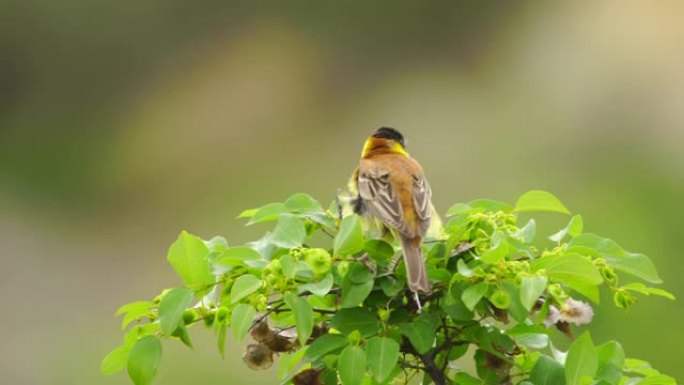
[399,235,431,294]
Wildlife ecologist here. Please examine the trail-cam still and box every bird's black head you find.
[372,127,405,148]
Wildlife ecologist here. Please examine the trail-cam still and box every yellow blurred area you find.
[1,1,683,384]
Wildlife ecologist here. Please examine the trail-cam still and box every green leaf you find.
[348,262,374,283]
[501,280,529,323]
[531,254,603,292]
[520,276,548,311]
[171,324,192,348]
[284,293,314,346]
[215,246,262,266]
[622,282,675,300]
[205,235,228,251]
[364,239,395,267]
[124,324,160,346]
[278,350,307,382]
[462,282,488,311]
[479,237,509,264]
[530,355,566,385]
[635,375,677,385]
[231,274,263,303]
[569,234,661,283]
[514,190,570,214]
[304,334,348,362]
[167,231,215,295]
[365,337,400,383]
[625,358,656,375]
[338,346,367,385]
[379,276,405,297]
[330,308,380,337]
[565,331,598,385]
[334,215,365,257]
[101,345,129,375]
[468,199,513,213]
[456,259,473,277]
[159,287,194,335]
[231,304,256,341]
[516,219,537,243]
[270,214,307,249]
[452,372,483,385]
[340,279,374,308]
[246,202,287,224]
[127,336,162,385]
[596,341,625,383]
[442,284,475,322]
[237,208,256,218]
[549,215,584,242]
[285,193,324,214]
[446,202,473,216]
[506,325,550,349]
[606,253,661,284]
[116,301,154,330]
[281,254,298,278]
[398,313,439,354]
[217,324,226,358]
[299,273,334,297]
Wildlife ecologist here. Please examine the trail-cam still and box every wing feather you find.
[358,168,411,236]
[412,174,432,236]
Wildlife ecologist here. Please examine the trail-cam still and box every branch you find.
[400,338,447,385]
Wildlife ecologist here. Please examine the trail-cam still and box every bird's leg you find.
[413,292,423,314]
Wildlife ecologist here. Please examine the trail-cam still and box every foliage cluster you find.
[102,190,675,385]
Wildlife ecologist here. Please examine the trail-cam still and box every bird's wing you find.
[357,167,410,236]
[412,174,433,236]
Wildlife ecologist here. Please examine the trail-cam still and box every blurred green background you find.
[2,1,683,384]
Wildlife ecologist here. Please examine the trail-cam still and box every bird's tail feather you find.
[399,236,431,294]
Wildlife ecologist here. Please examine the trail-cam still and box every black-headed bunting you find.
[349,127,433,297]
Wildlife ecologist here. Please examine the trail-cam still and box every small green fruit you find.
[489,290,511,309]
[304,248,332,276]
[182,309,198,325]
[203,312,216,327]
[215,307,229,324]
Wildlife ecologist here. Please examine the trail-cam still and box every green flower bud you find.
[547,283,567,302]
[378,309,390,322]
[485,274,498,284]
[268,259,282,274]
[600,266,618,283]
[614,289,637,309]
[253,294,268,312]
[265,274,279,288]
[347,330,362,346]
[290,248,303,259]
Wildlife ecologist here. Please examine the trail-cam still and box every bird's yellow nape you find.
[361,137,409,158]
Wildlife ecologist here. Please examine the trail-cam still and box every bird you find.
[349,127,434,295]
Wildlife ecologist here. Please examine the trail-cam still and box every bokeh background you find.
[2,1,683,384]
